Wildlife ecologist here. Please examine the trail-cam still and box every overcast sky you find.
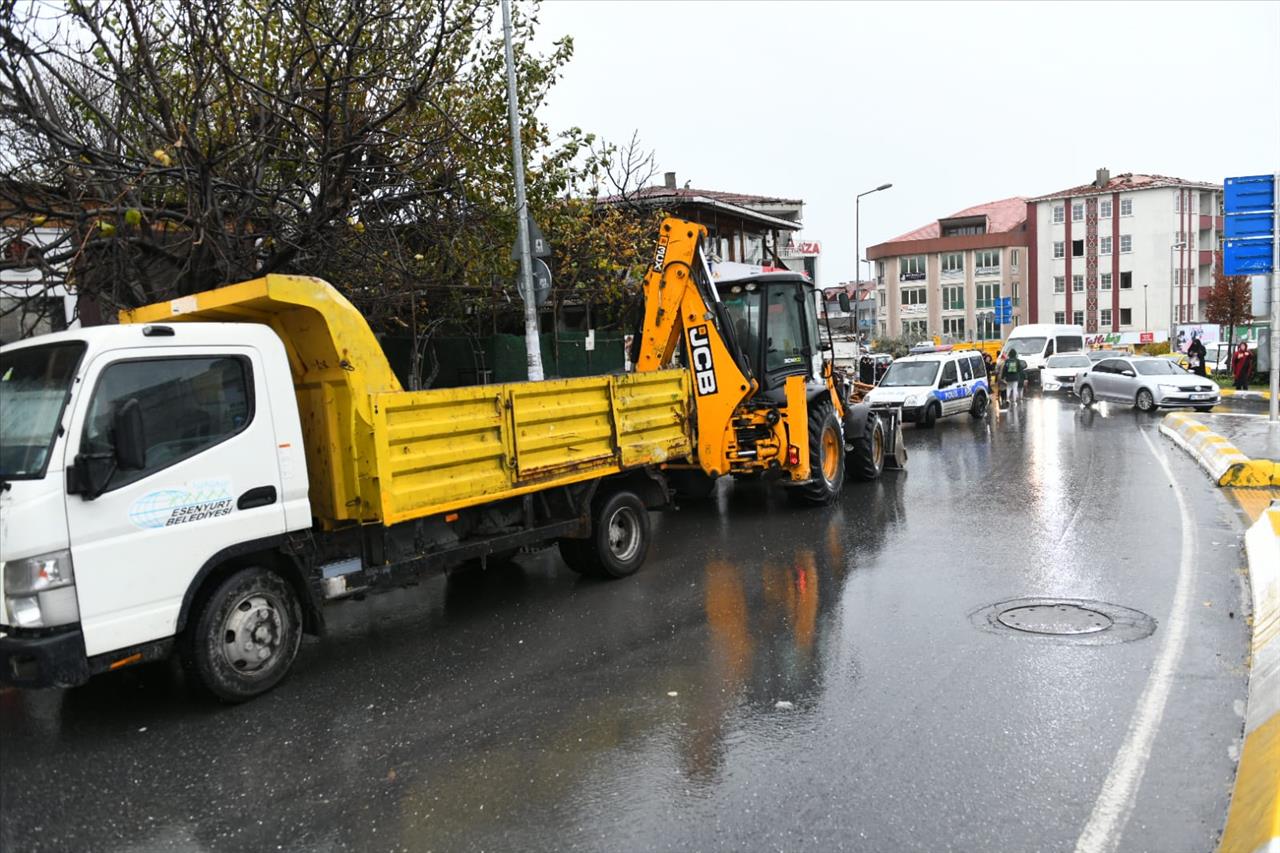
[533,0,1280,284]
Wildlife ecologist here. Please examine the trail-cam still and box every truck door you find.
[63,347,287,658]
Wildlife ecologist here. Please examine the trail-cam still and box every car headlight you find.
[2,549,79,628]
[1158,384,1181,392]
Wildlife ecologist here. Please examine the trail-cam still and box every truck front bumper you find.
[0,627,90,688]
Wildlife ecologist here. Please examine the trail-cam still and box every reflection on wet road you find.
[0,395,1252,852]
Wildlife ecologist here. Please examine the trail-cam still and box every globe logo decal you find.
[128,490,189,529]
[128,480,234,529]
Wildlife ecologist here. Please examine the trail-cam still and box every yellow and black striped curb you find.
[1220,505,1280,853]
[1160,413,1280,488]
[1220,389,1274,401]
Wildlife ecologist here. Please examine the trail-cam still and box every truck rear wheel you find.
[845,406,885,482]
[181,566,302,703]
[790,401,844,505]
[559,490,651,579]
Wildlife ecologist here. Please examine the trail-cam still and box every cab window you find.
[940,361,958,386]
[765,286,806,372]
[81,356,252,491]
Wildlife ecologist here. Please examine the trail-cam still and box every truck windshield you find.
[0,341,86,479]
[1005,337,1047,358]
[879,361,940,387]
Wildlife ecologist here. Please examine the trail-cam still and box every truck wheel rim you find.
[821,426,840,481]
[607,506,642,563]
[221,593,286,674]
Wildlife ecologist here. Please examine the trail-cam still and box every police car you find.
[864,350,991,428]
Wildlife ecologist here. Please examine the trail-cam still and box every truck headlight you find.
[2,549,79,628]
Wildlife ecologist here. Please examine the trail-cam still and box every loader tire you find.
[790,401,844,506]
[845,406,885,482]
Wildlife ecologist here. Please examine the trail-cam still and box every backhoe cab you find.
[634,218,903,504]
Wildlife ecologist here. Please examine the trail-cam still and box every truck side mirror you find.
[113,398,147,471]
[838,293,851,313]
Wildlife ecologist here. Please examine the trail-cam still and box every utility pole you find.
[501,0,544,381]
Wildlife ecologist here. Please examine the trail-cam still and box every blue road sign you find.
[1224,211,1275,239]
[1224,174,1275,214]
[1224,238,1274,276]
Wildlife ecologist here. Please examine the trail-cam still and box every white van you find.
[864,350,991,428]
[1001,324,1085,379]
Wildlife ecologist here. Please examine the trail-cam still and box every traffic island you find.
[1159,412,1280,487]
[1220,504,1280,853]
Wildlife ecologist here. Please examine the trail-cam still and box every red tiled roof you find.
[1028,173,1218,202]
[885,197,1027,243]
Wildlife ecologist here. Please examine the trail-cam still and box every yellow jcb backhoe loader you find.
[633,218,906,505]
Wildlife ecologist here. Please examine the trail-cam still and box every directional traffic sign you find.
[1224,211,1275,239]
[1224,238,1274,276]
[1224,174,1276,214]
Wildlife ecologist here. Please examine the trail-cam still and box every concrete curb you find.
[1220,389,1273,401]
[1159,413,1279,487]
[1220,505,1280,853]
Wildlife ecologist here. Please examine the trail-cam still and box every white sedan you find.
[1041,353,1093,393]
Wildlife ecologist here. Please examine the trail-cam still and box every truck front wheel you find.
[181,566,302,703]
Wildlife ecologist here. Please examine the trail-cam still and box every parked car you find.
[1041,353,1093,392]
[1086,349,1119,363]
[1073,355,1220,412]
[865,350,990,427]
[1000,323,1086,382]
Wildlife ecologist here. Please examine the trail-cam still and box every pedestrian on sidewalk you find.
[1187,335,1207,377]
[1232,342,1252,390]
[1002,348,1026,404]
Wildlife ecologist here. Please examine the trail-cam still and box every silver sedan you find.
[1073,355,1220,412]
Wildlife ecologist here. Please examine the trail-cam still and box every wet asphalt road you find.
[0,393,1253,853]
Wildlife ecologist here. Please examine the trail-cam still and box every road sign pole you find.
[1270,172,1278,422]
[501,0,544,382]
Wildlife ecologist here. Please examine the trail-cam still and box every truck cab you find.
[718,272,825,404]
[0,323,308,688]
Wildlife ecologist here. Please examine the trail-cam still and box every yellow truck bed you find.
[122,275,692,528]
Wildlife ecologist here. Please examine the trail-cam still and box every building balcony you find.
[1199,215,1223,231]
[1199,250,1213,267]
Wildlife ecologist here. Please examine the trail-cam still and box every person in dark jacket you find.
[1187,336,1207,377]
[1001,348,1026,404]
[1232,342,1252,390]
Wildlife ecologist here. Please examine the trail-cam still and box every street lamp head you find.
[876,183,893,191]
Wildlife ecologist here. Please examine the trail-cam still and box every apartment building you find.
[1026,169,1221,334]
[865,198,1029,341]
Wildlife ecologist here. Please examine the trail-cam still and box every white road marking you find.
[1073,428,1197,853]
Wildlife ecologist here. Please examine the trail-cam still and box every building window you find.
[1053,241,1065,259]
[1100,236,1112,255]
[1072,239,1084,257]
[1012,281,1019,299]
[975,249,1000,272]
[1101,273,1112,290]
[943,285,964,310]
[975,282,1000,309]
[941,252,964,275]
[1072,310,1084,326]
[1120,307,1132,325]
[1054,276,1065,294]
[1053,205,1064,224]
[1100,308,1112,327]
[1054,311,1066,324]
[875,261,884,284]
[1175,193,1181,213]
[901,286,927,305]
[977,314,999,340]
[1100,199,1112,218]
[943,317,965,339]
[902,319,929,340]
[1120,197,1133,216]
[1072,202,1084,221]
[899,255,926,280]
[1120,234,1132,253]
[1120,271,1133,289]
[1072,275,1084,293]
[1011,249,1020,270]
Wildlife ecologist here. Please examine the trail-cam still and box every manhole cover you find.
[996,604,1113,635]
[970,598,1156,645]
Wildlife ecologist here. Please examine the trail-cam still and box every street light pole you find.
[856,183,892,354]
[1168,241,1186,348]
[1143,284,1148,330]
